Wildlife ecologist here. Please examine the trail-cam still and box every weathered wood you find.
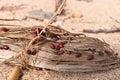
[7,66,21,80]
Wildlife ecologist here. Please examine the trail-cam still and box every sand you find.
[0,0,120,80]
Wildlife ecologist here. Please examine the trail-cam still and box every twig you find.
[7,66,22,80]
[83,17,120,33]
[23,0,66,66]
[0,19,21,21]
[27,0,66,49]
[83,26,120,33]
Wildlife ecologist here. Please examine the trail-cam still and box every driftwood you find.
[0,25,120,72]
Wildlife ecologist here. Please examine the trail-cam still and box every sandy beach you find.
[0,0,120,80]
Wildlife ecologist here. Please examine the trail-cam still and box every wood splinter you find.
[7,66,22,80]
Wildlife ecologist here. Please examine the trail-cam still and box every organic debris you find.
[83,27,120,33]
[0,25,120,72]
[0,0,120,80]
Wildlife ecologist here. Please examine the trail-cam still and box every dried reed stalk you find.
[7,66,21,80]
